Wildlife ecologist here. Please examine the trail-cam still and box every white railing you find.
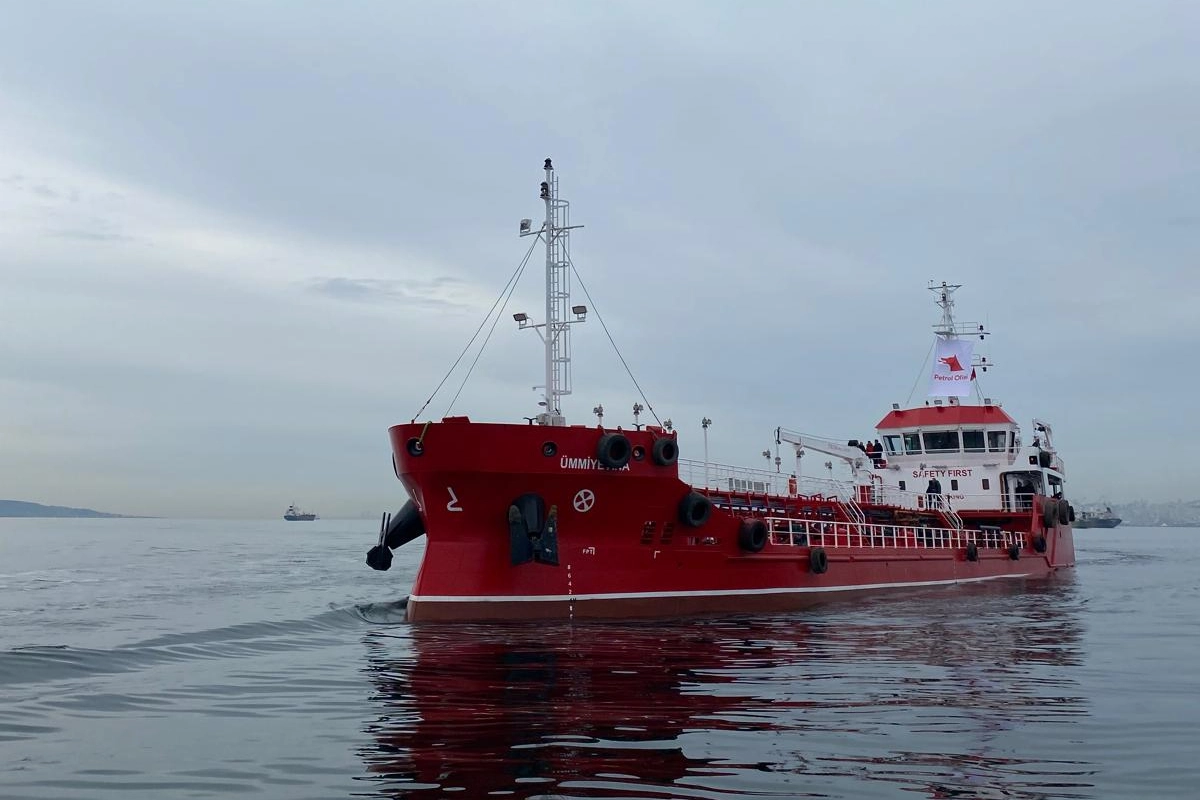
[762,517,1027,551]
[678,459,861,502]
[678,458,792,497]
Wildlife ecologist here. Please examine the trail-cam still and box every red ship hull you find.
[386,419,1075,623]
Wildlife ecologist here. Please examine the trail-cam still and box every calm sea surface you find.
[1,520,1198,799]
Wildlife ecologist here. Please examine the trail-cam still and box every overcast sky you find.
[1,1,1196,517]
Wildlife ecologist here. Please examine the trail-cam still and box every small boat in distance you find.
[284,504,318,521]
[1073,506,1121,529]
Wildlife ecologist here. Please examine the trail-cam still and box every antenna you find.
[927,280,996,373]
[517,158,585,426]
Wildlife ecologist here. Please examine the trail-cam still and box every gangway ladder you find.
[942,499,964,532]
[843,496,868,542]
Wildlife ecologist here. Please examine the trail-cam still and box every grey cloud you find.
[307,276,470,309]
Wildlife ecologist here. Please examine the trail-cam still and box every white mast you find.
[928,280,995,392]
[517,158,586,426]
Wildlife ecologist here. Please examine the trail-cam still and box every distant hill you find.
[0,499,125,518]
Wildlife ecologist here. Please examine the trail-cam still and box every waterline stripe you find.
[410,572,1036,603]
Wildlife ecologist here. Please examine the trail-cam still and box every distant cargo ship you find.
[1073,507,1120,529]
[284,504,318,521]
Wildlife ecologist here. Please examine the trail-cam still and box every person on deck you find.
[925,477,942,509]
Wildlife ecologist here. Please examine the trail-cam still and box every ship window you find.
[962,430,985,453]
[951,479,959,491]
[923,430,960,453]
[982,478,991,490]
[987,431,1006,452]
[1010,431,1017,453]
[899,480,906,491]
[884,435,902,455]
[903,433,922,454]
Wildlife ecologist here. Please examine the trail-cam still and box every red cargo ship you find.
[366,159,1076,622]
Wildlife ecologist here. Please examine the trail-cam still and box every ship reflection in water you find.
[358,578,1092,799]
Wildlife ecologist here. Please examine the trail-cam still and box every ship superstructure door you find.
[1001,470,1042,511]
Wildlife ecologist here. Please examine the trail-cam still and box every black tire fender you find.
[651,437,679,467]
[596,432,632,469]
[810,546,829,574]
[738,518,768,553]
[678,491,712,528]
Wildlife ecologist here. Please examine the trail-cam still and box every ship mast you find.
[518,158,586,426]
[928,280,995,393]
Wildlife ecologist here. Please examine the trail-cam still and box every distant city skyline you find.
[2,2,1197,517]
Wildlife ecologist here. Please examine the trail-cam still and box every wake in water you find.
[0,597,409,687]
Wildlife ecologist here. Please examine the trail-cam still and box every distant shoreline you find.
[0,499,132,518]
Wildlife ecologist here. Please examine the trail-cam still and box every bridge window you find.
[922,430,960,453]
[903,433,922,454]
[987,431,1007,452]
[962,430,985,453]
[883,435,902,455]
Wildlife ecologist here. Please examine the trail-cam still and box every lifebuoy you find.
[678,492,712,528]
[738,518,768,553]
[810,546,829,574]
[596,432,632,469]
[651,437,679,467]
[966,542,979,562]
[1033,535,1047,553]
[1008,543,1021,560]
[1042,499,1058,528]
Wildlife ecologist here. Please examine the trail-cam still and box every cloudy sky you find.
[1,1,1196,517]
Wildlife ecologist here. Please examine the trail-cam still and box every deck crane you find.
[774,427,872,479]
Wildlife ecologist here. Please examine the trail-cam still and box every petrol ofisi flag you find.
[928,336,975,397]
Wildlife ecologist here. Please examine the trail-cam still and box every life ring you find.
[1033,534,1047,553]
[738,518,768,553]
[1008,543,1021,560]
[596,432,632,469]
[1057,502,1070,526]
[810,546,829,574]
[1042,500,1058,528]
[966,542,979,562]
[678,492,712,528]
[651,437,679,467]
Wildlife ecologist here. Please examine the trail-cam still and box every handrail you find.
[761,517,1029,551]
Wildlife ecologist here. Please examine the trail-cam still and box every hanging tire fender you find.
[965,542,979,562]
[678,491,712,528]
[596,432,632,469]
[738,518,768,553]
[1042,499,1058,528]
[810,546,829,574]
[651,437,679,467]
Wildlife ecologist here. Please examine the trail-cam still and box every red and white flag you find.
[928,337,975,397]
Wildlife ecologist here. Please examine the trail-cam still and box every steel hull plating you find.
[389,420,1075,623]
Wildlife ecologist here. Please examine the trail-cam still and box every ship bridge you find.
[870,398,1063,512]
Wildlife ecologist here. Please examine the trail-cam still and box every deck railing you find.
[761,517,1026,551]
